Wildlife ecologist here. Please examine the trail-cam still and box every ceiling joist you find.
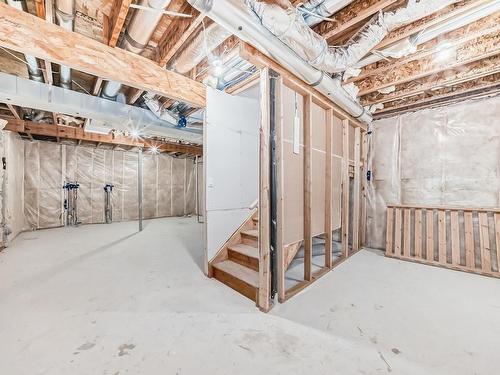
[361,54,500,106]
[374,72,500,116]
[357,31,500,96]
[0,3,206,108]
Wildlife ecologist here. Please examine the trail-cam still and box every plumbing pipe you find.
[354,0,500,69]
[188,0,372,123]
[55,0,75,89]
[6,0,44,83]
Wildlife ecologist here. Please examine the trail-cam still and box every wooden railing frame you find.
[386,204,500,279]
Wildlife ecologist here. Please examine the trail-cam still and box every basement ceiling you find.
[0,0,499,133]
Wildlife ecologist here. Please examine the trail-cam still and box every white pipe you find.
[354,0,500,69]
[188,0,371,123]
[55,0,75,89]
[6,0,44,82]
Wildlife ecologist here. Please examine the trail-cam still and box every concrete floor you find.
[1,217,499,375]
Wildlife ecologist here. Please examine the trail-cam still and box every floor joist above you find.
[0,3,206,108]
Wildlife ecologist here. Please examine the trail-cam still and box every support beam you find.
[3,118,203,155]
[107,0,132,47]
[303,95,312,281]
[341,119,350,257]
[0,3,206,107]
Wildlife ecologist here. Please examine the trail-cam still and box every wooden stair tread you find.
[212,260,259,288]
[241,229,258,238]
[228,243,259,259]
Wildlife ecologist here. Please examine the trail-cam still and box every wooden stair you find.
[209,211,260,302]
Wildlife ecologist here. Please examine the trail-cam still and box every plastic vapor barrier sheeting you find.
[366,96,500,249]
[23,141,197,230]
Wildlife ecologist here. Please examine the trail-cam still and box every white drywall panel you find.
[205,87,260,260]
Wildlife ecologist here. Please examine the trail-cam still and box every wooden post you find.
[325,109,333,268]
[303,95,312,281]
[258,68,271,311]
[341,119,350,257]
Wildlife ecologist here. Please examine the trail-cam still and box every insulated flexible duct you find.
[354,0,500,68]
[249,0,461,74]
[188,0,371,123]
[300,0,353,26]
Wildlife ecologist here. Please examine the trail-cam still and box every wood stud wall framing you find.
[268,72,366,303]
[386,205,500,279]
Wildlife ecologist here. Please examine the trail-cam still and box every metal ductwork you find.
[6,0,44,83]
[249,0,461,74]
[55,0,75,89]
[354,0,500,69]
[0,72,203,143]
[188,0,371,123]
[101,0,172,100]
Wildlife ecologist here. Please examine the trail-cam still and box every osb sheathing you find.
[24,141,197,230]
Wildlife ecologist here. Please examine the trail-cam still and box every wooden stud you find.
[303,95,313,281]
[385,207,394,255]
[341,119,350,257]
[479,212,491,272]
[438,210,446,263]
[325,109,333,268]
[414,208,422,258]
[352,127,361,251]
[258,68,271,311]
[426,209,434,261]
[0,3,206,107]
[403,208,411,257]
[394,208,402,256]
[464,211,475,268]
[450,210,460,265]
